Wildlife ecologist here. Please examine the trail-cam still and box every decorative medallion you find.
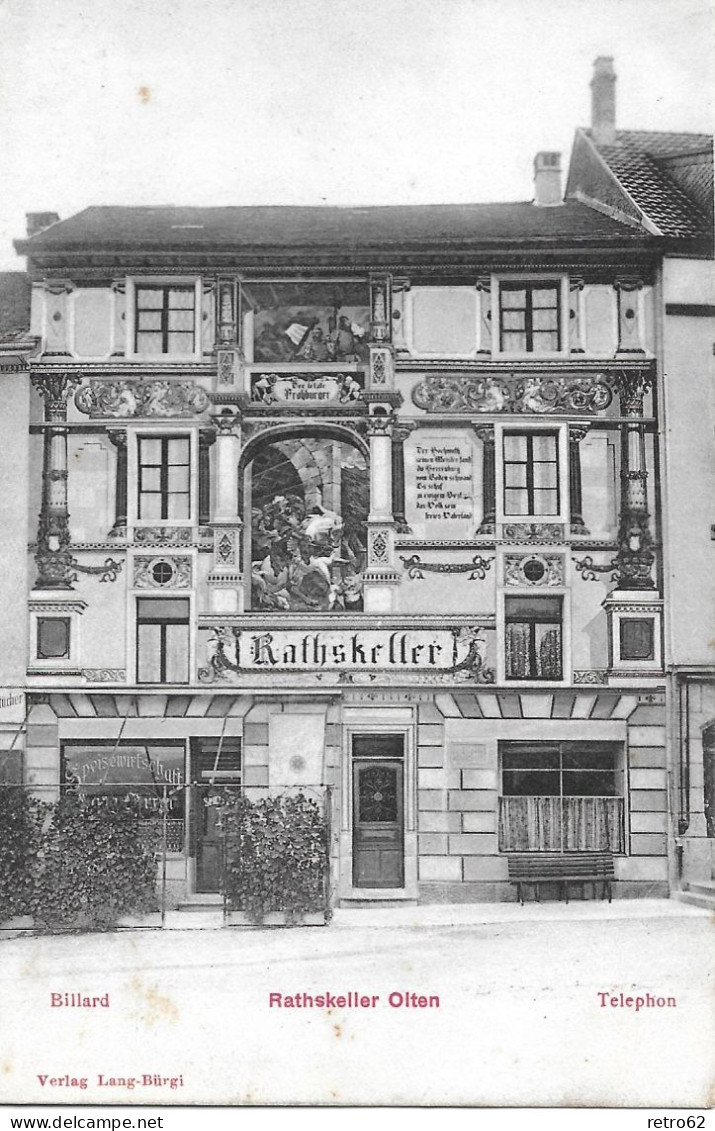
[133,556,192,589]
[504,554,564,587]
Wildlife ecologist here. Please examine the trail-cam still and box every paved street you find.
[0,900,711,1108]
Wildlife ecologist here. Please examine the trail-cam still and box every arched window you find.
[244,431,368,613]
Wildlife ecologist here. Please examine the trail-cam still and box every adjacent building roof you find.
[567,129,713,239]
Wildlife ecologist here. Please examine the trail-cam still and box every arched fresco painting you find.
[247,434,368,612]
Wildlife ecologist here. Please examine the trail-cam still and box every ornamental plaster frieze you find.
[75,379,211,418]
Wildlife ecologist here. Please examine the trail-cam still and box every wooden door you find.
[353,760,404,888]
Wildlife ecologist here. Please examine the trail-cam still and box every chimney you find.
[26,212,60,238]
[533,152,562,206]
[591,56,616,145]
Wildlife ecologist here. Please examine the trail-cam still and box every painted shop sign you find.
[0,688,26,724]
[202,626,487,675]
[250,371,364,406]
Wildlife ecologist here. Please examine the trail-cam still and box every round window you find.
[523,557,546,583]
[151,560,174,586]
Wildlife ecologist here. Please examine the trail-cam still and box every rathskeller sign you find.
[199,626,492,681]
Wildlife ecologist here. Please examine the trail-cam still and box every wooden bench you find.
[508,852,615,905]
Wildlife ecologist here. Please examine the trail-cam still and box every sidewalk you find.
[153,895,708,931]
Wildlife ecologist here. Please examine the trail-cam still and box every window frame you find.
[28,601,85,674]
[503,594,564,682]
[126,278,202,360]
[498,740,626,854]
[135,596,191,686]
[495,422,569,526]
[502,429,561,518]
[497,566,571,686]
[493,275,568,358]
[137,434,192,522]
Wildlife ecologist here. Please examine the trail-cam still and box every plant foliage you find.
[0,787,158,931]
[221,793,328,924]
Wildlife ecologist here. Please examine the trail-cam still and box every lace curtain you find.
[499,796,625,853]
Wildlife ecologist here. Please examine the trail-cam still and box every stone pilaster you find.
[107,429,128,537]
[568,423,590,534]
[472,423,495,535]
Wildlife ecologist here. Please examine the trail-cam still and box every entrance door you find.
[190,737,242,894]
[353,760,404,888]
[195,786,223,893]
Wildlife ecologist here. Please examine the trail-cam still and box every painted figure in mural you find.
[251,496,365,612]
[336,373,362,401]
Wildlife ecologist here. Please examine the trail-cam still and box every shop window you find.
[498,741,625,853]
[37,617,70,660]
[135,285,196,355]
[619,618,655,661]
[247,433,368,612]
[138,436,191,521]
[136,598,190,684]
[505,596,562,681]
[499,282,561,353]
[503,431,560,516]
[62,741,186,852]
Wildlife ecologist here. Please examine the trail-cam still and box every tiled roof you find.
[588,130,713,238]
[15,200,644,258]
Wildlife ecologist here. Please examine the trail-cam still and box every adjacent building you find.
[2,60,712,907]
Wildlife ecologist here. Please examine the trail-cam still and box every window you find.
[62,742,186,852]
[138,436,191,521]
[498,741,625,852]
[503,431,559,516]
[135,285,196,355]
[499,282,561,353]
[619,619,655,661]
[37,617,70,659]
[192,738,242,784]
[136,598,190,684]
[505,596,562,681]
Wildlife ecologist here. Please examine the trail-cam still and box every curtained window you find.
[505,596,562,680]
[498,741,625,853]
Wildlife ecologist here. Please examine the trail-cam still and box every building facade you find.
[2,61,712,908]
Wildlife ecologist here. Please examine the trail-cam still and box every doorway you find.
[352,733,405,888]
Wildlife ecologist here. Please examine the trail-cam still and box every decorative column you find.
[362,412,399,612]
[207,409,244,613]
[368,274,394,392]
[198,428,216,528]
[568,423,590,534]
[215,275,243,392]
[391,422,415,533]
[476,277,492,355]
[568,276,585,353]
[32,373,80,589]
[107,429,128,537]
[616,373,654,589]
[615,277,645,354]
[473,423,496,534]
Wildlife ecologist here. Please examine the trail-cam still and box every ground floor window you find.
[61,741,185,851]
[498,741,625,852]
